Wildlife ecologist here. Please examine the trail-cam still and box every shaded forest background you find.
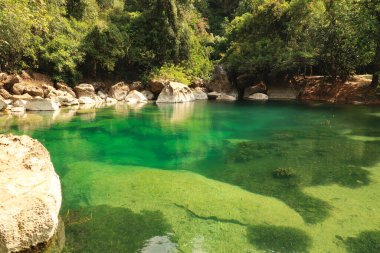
[0,0,379,86]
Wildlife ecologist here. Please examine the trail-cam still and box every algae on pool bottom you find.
[1,101,380,252]
[60,160,380,253]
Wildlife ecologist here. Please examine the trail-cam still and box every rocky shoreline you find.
[0,67,273,116]
[1,69,378,114]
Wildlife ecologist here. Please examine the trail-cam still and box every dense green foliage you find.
[0,0,379,85]
[222,0,378,82]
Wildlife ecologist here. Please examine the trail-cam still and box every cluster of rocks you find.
[0,67,272,116]
[203,66,269,101]
[0,73,210,115]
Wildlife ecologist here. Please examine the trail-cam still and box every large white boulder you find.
[25,98,60,111]
[156,82,195,103]
[0,134,62,253]
[125,90,148,103]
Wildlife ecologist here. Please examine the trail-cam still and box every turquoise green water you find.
[1,101,380,253]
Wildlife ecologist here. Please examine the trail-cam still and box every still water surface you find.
[1,101,380,253]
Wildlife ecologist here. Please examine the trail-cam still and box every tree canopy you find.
[0,0,378,86]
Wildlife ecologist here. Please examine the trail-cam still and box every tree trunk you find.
[371,15,380,88]
[92,60,97,78]
[372,73,379,88]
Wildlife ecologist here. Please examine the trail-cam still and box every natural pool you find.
[1,101,380,253]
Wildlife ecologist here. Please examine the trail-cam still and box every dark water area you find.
[1,101,380,252]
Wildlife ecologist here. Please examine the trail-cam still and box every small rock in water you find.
[246,93,269,101]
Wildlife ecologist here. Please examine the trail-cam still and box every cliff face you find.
[0,134,62,253]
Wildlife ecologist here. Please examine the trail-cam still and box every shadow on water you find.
[247,225,312,253]
[61,205,175,253]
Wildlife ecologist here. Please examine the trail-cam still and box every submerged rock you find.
[25,98,60,111]
[0,134,61,253]
[156,82,195,103]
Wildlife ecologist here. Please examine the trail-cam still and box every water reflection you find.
[157,102,195,124]
[113,102,148,117]
[0,110,72,132]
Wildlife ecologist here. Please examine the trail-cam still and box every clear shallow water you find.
[1,101,380,253]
